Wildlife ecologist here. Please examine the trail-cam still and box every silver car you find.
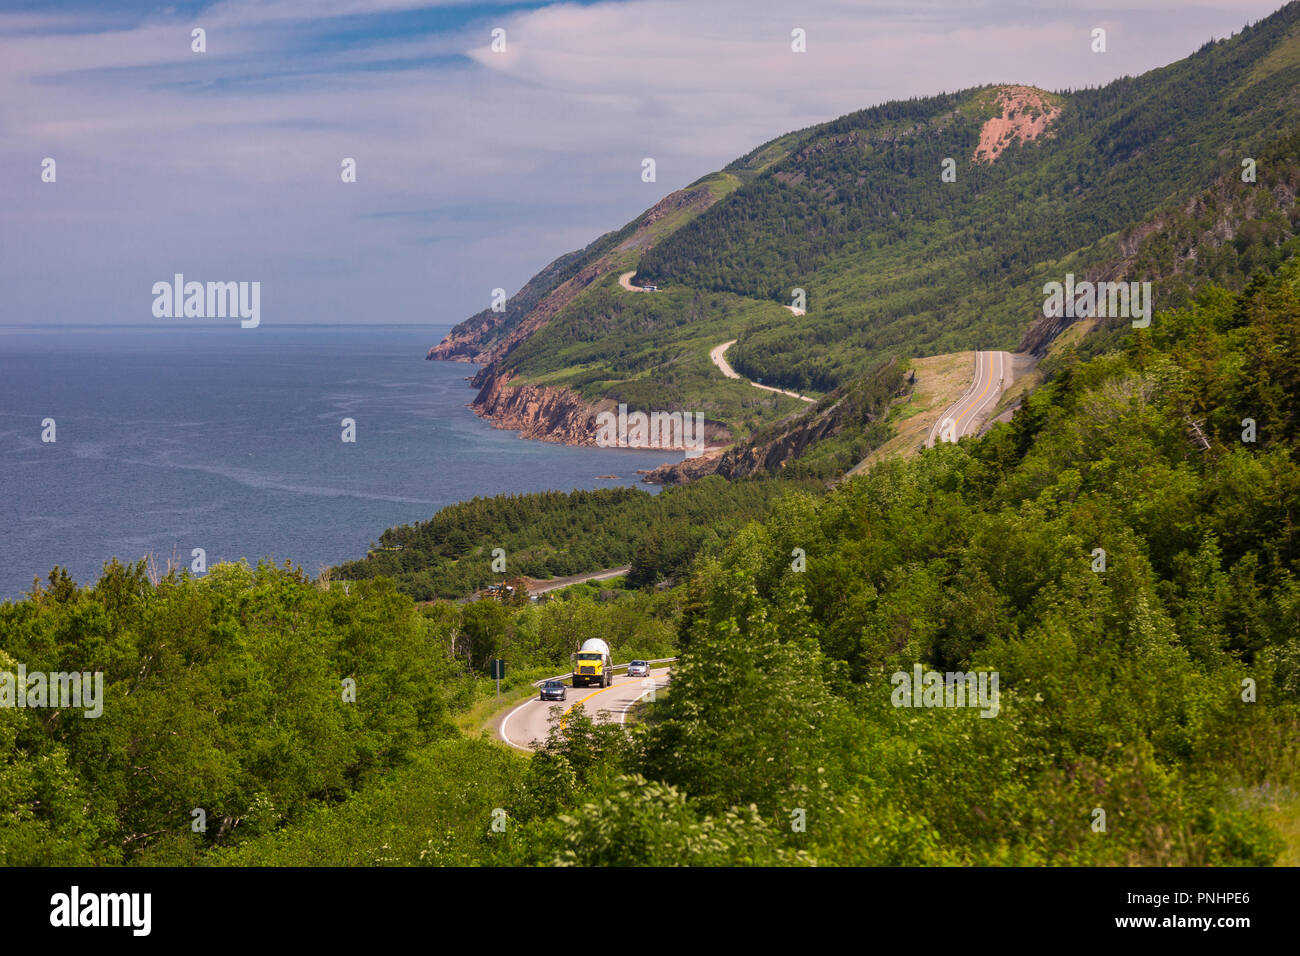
[626,660,650,678]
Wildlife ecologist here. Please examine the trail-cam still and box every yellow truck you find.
[572,638,613,689]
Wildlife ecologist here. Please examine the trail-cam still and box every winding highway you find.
[619,269,812,403]
[926,349,1011,447]
[710,340,815,403]
[498,667,671,751]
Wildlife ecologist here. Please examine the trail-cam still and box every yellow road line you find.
[954,351,996,437]
[559,678,624,729]
[930,350,983,446]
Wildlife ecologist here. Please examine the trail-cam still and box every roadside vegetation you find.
[333,477,818,599]
[7,7,1300,867]
[6,257,1299,866]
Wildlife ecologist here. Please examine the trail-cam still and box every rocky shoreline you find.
[434,360,732,480]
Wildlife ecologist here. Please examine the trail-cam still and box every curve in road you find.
[618,270,654,292]
[618,270,813,403]
[926,350,1010,447]
[499,668,671,751]
[710,340,815,403]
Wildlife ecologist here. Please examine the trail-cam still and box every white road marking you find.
[927,350,1009,447]
[498,697,536,751]
[617,676,665,724]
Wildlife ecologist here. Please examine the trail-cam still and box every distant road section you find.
[926,350,1011,447]
[621,271,813,402]
[710,339,742,378]
[710,340,815,403]
[526,566,629,595]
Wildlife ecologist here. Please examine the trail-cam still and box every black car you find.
[540,680,567,701]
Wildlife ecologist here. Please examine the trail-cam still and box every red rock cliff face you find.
[428,316,511,363]
[472,368,603,445]
[471,367,733,455]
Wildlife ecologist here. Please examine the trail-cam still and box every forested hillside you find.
[333,478,818,598]
[0,558,679,864]
[438,2,1300,446]
[7,4,1300,871]
[633,10,1300,392]
[56,252,1289,868]
[7,257,1299,867]
[499,255,1300,865]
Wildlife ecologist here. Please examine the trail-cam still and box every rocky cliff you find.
[470,366,732,453]
[1020,143,1300,355]
[427,181,731,451]
[470,367,601,444]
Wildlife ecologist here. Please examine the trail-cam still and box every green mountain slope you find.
[636,7,1300,392]
[432,2,1300,474]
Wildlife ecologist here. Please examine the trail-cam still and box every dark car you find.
[540,680,567,701]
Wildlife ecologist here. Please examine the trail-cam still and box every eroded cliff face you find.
[428,316,511,364]
[973,86,1061,164]
[642,398,845,484]
[471,368,601,444]
[470,367,732,454]
[1017,264,1113,356]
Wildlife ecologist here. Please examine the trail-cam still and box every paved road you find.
[526,566,630,595]
[618,270,654,292]
[620,272,810,402]
[926,350,1011,447]
[498,667,671,751]
[709,340,815,403]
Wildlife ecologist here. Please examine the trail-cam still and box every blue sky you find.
[0,0,1286,329]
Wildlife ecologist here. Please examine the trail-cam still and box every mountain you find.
[430,2,1300,477]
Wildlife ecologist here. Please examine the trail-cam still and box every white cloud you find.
[0,0,1285,326]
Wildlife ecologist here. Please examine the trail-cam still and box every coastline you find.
[431,355,733,478]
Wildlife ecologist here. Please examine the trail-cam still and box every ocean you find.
[0,324,675,601]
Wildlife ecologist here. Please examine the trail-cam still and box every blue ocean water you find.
[0,324,675,600]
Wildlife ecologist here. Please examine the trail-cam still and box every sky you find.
[0,0,1288,329]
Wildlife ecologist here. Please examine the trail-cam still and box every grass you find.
[1264,795,1300,865]
[847,350,975,475]
[452,666,569,738]
[1248,20,1300,85]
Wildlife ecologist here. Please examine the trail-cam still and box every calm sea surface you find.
[0,324,674,600]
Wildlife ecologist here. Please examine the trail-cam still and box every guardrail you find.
[530,657,679,688]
